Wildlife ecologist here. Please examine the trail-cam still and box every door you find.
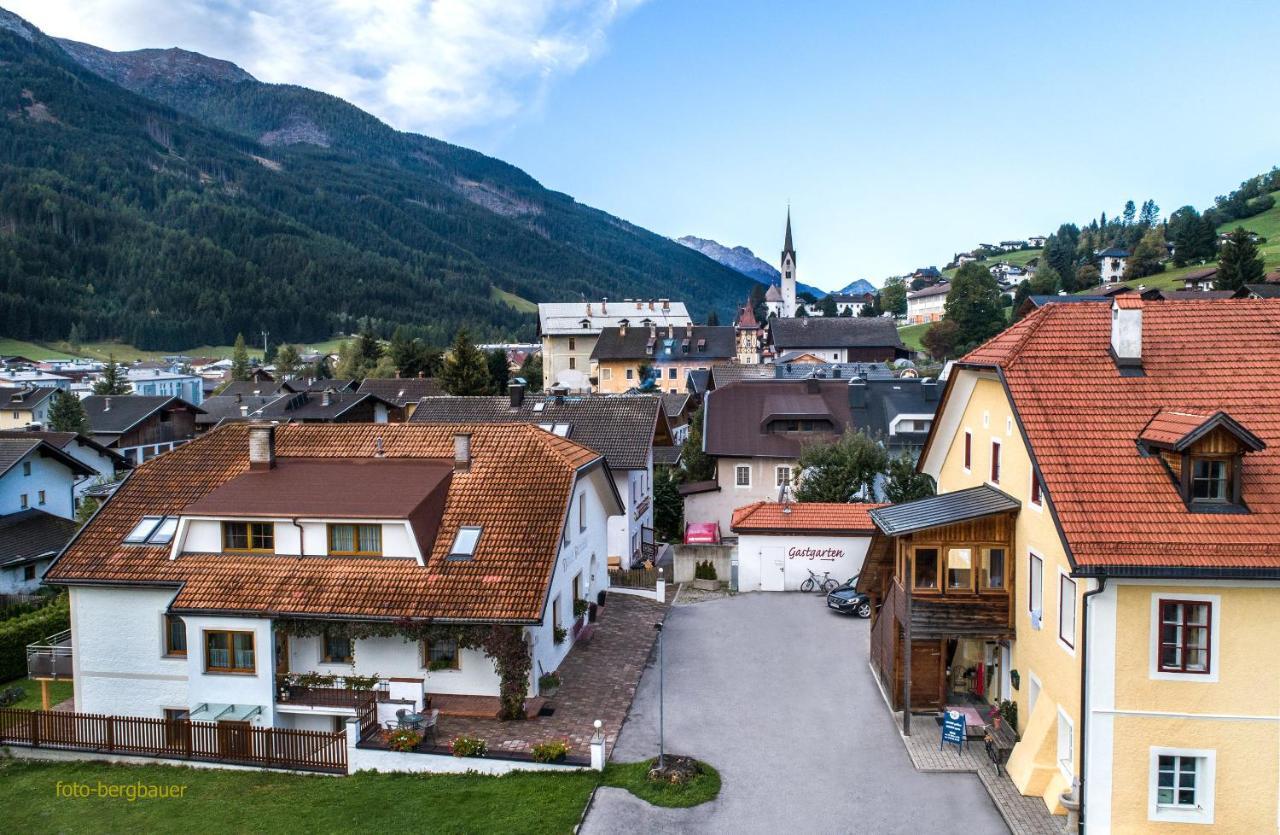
[760,547,785,592]
[275,633,289,675]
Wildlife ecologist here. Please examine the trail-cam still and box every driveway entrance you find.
[583,593,1007,834]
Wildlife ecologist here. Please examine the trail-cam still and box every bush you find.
[387,728,421,752]
[0,595,70,682]
[449,735,488,757]
[531,739,570,763]
[693,560,717,581]
[343,673,382,690]
[427,659,454,672]
[538,672,560,692]
[0,685,26,707]
[572,598,589,619]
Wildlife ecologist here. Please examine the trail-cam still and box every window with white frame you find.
[1059,573,1077,649]
[1029,553,1044,628]
[775,466,792,487]
[1149,748,1215,825]
[735,465,751,487]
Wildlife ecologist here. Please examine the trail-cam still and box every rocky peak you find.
[55,39,256,89]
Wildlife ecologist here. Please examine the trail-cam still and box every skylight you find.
[148,517,178,545]
[446,526,482,561]
[124,516,163,544]
[538,422,571,437]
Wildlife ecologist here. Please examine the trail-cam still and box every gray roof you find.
[411,394,665,470]
[254,390,388,421]
[686,368,711,396]
[356,377,443,406]
[661,392,691,421]
[769,317,905,350]
[653,445,682,467]
[218,380,297,398]
[538,300,690,336]
[1241,284,1280,299]
[0,437,96,478]
[708,363,774,388]
[195,394,285,426]
[82,395,204,435]
[774,362,894,381]
[590,325,737,362]
[869,485,1021,536]
[0,430,129,467]
[0,386,56,410]
[0,509,79,567]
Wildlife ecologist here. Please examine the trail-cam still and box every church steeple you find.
[783,207,796,262]
[780,208,797,317]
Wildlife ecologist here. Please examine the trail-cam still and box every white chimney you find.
[103,397,111,412]
[454,433,471,471]
[1110,297,1143,371]
[248,424,276,470]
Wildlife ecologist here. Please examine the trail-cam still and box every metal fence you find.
[0,709,347,774]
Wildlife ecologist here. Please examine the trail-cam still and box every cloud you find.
[4,0,646,136]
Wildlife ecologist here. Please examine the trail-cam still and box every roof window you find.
[538,422,571,437]
[148,517,179,545]
[124,516,177,545]
[446,526,482,561]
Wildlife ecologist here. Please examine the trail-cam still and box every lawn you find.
[897,322,930,352]
[942,247,1041,280]
[491,286,539,314]
[0,337,351,364]
[0,757,720,833]
[2,677,73,710]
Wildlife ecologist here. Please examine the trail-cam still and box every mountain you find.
[835,279,877,296]
[0,9,755,349]
[677,235,827,298]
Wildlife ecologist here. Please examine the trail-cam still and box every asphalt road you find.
[582,592,1008,835]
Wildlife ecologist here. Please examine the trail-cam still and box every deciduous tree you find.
[793,431,889,503]
[943,263,1006,353]
[274,344,301,378]
[921,319,960,360]
[1123,226,1168,280]
[883,454,936,503]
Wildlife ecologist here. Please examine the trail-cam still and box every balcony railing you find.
[27,629,72,680]
[276,675,390,709]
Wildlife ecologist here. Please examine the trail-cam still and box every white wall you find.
[182,614,276,726]
[60,440,120,506]
[179,519,420,561]
[736,533,872,591]
[70,586,188,718]
[0,556,52,594]
[0,448,77,519]
[285,633,501,698]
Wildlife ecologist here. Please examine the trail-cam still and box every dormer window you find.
[223,521,274,553]
[1190,458,1229,503]
[1139,409,1264,513]
[447,526,481,561]
[328,524,382,556]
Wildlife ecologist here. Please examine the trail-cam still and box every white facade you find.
[538,300,690,392]
[906,286,950,324]
[0,445,78,520]
[127,369,204,405]
[58,438,122,507]
[1100,253,1128,284]
[736,532,873,592]
[606,454,653,567]
[0,369,70,389]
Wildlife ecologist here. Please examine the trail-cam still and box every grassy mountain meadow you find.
[0,9,756,351]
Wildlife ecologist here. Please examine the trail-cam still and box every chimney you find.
[922,378,938,402]
[508,379,526,408]
[374,436,385,458]
[1110,297,1144,374]
[453,433,471,471]
[619,321,627,337]
[635,300,642,311]
[104,397,111,412]
[849,378,868,410]
[551,385,568,405]
[685,322,693,339]
[649,300,655,311]
[239,405,249,416]
[805,376,819,394]
[602,297,608,315]
[248,424,276,470]
[322,388,333,407]
[667,324,674,339]
[662,299,670,311]
[587,302,593,316]
[649,322,657,339]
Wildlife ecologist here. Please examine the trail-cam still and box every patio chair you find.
[420,708,439,746]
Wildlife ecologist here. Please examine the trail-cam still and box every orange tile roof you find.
[46,423,605,622]
[1137,410,1214,447]
[955,299,1280,572]
[731,501,885,534]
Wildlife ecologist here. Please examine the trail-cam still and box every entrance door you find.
[275,633,289,675]
[760,547,785,591]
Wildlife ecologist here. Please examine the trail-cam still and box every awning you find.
[189,703,263,722]
[870,485,1021,536]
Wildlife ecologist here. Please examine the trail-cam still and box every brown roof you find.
[703,380,852,459]
[949,298,1280,573]
[731,501,884,534]
[46,423,609,623]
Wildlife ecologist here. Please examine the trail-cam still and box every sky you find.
[8,0,1280,291]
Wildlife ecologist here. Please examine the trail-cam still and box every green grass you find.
[897,322,930,352]
[491,286,539,314]
[0,338,350,364]
[2,677,73,710]
[942,247,1042,280]
[0,339,76,361]
[600,759,721,808]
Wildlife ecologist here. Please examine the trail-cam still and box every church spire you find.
[783,207,795,258]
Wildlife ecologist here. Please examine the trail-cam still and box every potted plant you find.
[572,598,590,620]
[387,728,421,752]
[553,625,568,645]
[531,739,570,763]
[538,671,561,697]
[428,658,454,672]
[692,560,719,591]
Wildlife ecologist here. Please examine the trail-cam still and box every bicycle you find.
[800,569,838,593]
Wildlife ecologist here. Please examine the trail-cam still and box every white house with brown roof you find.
[538,299,691,393]
[46,423,622,734]
[906,283,950,324]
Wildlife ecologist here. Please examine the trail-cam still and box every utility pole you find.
[261,330,269,361]
[654,621,665,768]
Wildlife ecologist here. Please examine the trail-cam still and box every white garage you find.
[730,501,883,592]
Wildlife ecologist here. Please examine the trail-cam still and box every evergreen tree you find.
[309,355,334,380]
[67,323,82,353]
[1138,199,1160,228]
[76,496,101,526]
[1215,228,1265,291]
[705,310,720,326]
[1122,200,1137,226]
[793,431,889,503]
[883,454,937,503]
[334,340,369,381]
[1043,224,1080,290]
[231,334,251,382]
[794,305,809,317]
[486,350,510,395]
[518,354,543,391]
[274,344,301,378]
[93,355,130,395]
[47,389,90,434]
[679,406,716,483]
[653,467,684,543]
[1010,265,1061,322]
[355,327,383,368]
[440,330,491,395]
[943,263,1006,354]
[818,294,838,317]
[1123,226,1168,280]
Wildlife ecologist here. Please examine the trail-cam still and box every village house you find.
[0,429,129,508]
[253,389,392,424]
[730,502,881,592]
[411,383,670,568]
[0,367,71,390]
[0,436,96,593]
[43,422,621,732]
[769,317,907,363]
[859,297,1280,831]
[82,395,204,465]
[734,300,766,365]
[906,283,950,324]
[126,368,205,405]
[1097,247,1130,283]
[590,323,736,394]
[537,299,691,393]
[0,386,57,429]
[1027,235,1048,248]
[356,378,444,421]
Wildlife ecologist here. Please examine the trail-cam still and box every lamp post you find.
[653,621,665,769]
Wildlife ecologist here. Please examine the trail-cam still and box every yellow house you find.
[590,323,736,394]
[903,297,1280,831]
[0,386,57,429]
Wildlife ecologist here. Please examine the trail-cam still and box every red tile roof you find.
[731,501,885,534]
[46,423,605,622]
[1137,410,1214,448]
[953,299,1280,572]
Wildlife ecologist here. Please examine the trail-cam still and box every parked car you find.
[827,586,872,618]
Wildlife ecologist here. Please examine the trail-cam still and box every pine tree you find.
[67,323,82,352]
[883,453,937,503]
[1138,199,1160,228]
[1122,200,1137,226]
[653,467,684,543]
[93,355,131,395]
[274,344,301,378]
[518,354,543,390]
[486,350,510,394]
[440,330,491,395]
[355,327,383,368]
[679,406,716,483]
[47,389,90,433]
[231,334,251,382]
[818,295,838,317]
[1215,228,1265,291]
[705,310,720,326]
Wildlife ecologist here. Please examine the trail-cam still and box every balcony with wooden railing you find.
[275,675,390,711]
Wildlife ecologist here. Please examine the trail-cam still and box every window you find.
[1029,553,1044,625]
[1056,709,1073,778]
[222,521,273,553]
[568,357,576,370]
[963,431,972,470]
[1156,755,1199,809]
[1031,473,1042,507]
[776,466,792,487]
[578,494,586,532]
[552,596,561,628]
[149,517,178,545]
[328,524,382,556]
[164,615,187,657]
[626,368,634,380]
[1158,600,1211,674]
[447,526,482,560]
[423,638,459,670]
[322,631,353,664]
[946,548,973,591]
[23,564,36,582]
[37,490,45,506]
[912,547,939,590]
[981,547,1006,590]
[567,337,575,351]
[125,516,164,544]
[601,368,612,381]
[1150,748,1215,824]
[204,630,255,673]
[19,494,27,509]
[990,440,1001,484]
[734,465,751,487]
[1059,574,1077,649]
[22,461,30,476]
[1190,458,1229,502]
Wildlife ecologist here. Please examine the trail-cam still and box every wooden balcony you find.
[276,676,389,710]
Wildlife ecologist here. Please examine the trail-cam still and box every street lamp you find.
[653,621,665,769]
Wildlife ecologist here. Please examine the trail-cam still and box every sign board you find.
[940,709,966,753]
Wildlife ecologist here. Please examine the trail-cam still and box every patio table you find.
[398,712,425,730]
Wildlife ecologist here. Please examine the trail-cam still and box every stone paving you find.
[425,592,669,758]
[893,708,1062,835]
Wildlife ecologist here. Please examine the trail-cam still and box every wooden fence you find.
[608,567,659,590]
[0,709,346,774]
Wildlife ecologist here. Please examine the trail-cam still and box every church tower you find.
[780,209,797,317]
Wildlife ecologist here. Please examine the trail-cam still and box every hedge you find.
[0,595,69,682]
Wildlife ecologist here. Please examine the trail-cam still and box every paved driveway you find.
[583,593,1007,834]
